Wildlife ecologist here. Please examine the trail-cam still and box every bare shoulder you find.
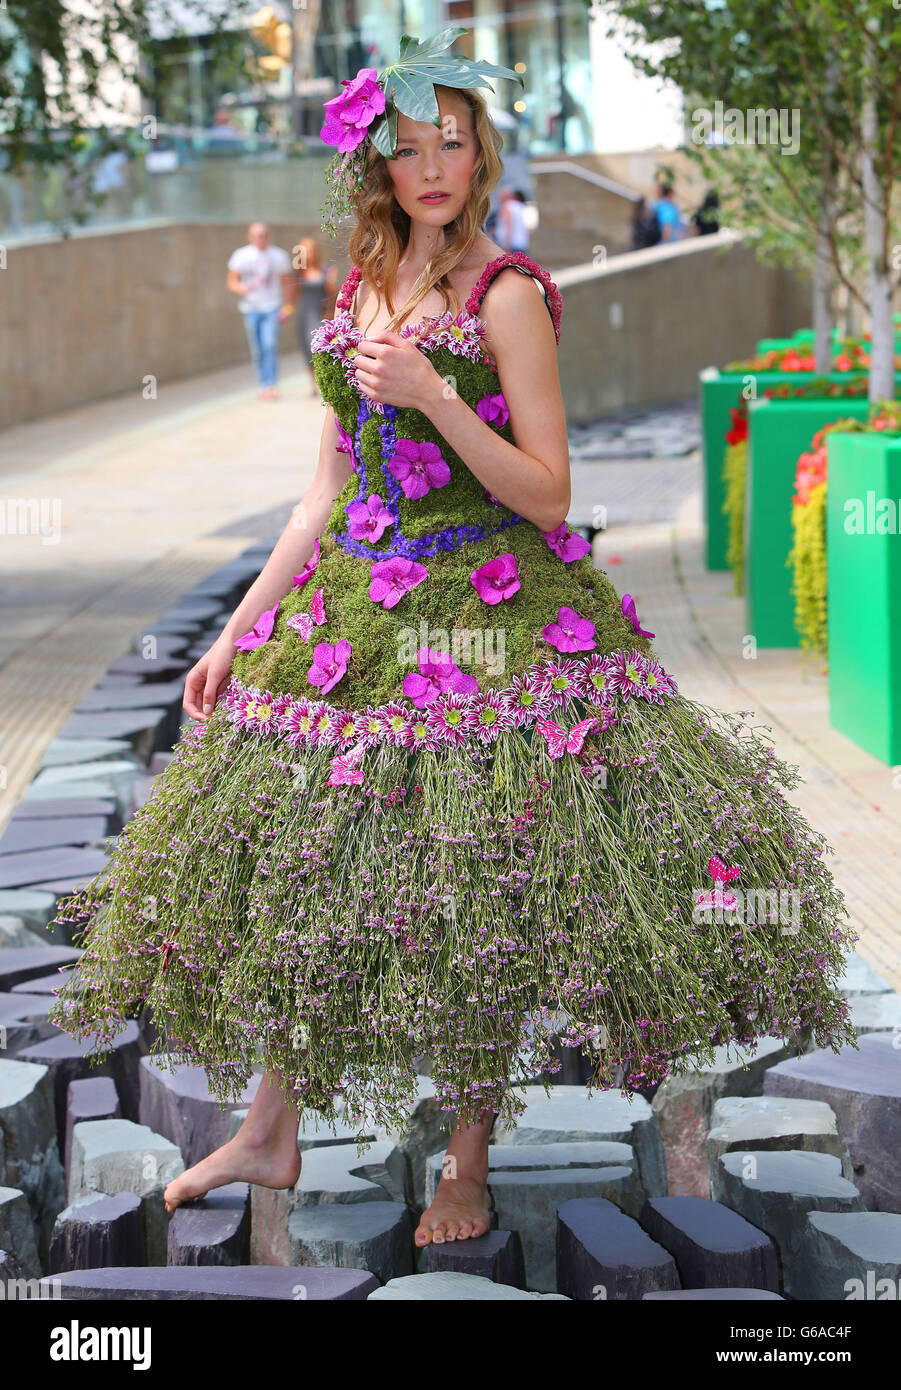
[477,258,555,354]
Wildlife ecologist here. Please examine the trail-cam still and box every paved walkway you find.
[1,357,898,987]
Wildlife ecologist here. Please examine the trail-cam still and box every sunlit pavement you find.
[0,358,897,987]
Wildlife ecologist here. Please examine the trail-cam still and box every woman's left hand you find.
[352,331,439,411]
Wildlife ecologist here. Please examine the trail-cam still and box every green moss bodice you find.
[229,256,650,711]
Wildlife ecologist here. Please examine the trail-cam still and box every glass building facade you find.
[314,1,594,155]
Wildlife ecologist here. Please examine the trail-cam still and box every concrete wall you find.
[1,221,810,431]
[556,231,812,422]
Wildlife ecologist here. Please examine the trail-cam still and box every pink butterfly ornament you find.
[535,716,597,759]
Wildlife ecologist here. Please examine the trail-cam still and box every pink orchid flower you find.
[470,553,520,605]
[542,523,591,562]
[233,600,279,651]
[542,605,596,653]
[402,647,478,709]
[387,438,450,499]
[369,557,427,610]
[292,539,321,588]
[476,392,509,428]
[347,493,394,543]
[308,639,351,695]
[320,68,386,154]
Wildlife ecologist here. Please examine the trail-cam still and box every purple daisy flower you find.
[398,711,442,751]
[536,658,583,710]
[424,692,477,746]
[282,696,319,747]
[574,653,616,705]
[606,648,645,699]
[378,701,413,746]
[354,706,386,749]
[471,689,511,743]
[502,672,547,727]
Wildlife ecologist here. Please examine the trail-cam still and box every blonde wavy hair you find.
[346,85,505,333]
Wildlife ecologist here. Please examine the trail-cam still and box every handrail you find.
[530,159,643,204]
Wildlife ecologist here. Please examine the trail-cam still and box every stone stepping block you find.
[9,800,119,827]
[129,776,160,816]
[139,1059,261,1169]
[0,1059,66,1261]
[0,946,81,993]
[488,1163,638,1294]
[849,993,901,1034]
[18,1020,143,1144]
[494,1085,666,1204]
[41,1264,378,1299]
[11,970,81,996]
[712,1149,864,1298]
[422,1229,525,1287]
[144,617,203,637]
[424,1140,636,1209]
[651,1038,799,1199]
[53,712,170,764]
[838,951,895,998]
[0,1186,41,1278]
[643,1288,784,1300]
[95,674,144,689]
[0,889,87,947]
[68,1119,184,1266]
[295,1140,410,1208]
[48,1191,144,1273]
[707,1096,852,1179]
[75,679,187,714]
[0,914,51,948]
[638,1195,779,1291]
[0,992,57,1054]
[372,1075,450,1211]
[65,1076,122,1177]
[763,1032,901,1211]
[556,1196,680,1300]
[160,599,225,624]
[0,847,110,892]
[0,817,111,857]
[287,1201,412,1284]
[38,739,134,769]
[166,1184,250,1267]
[791,1211,901,1301]
[369,1271,568,1300]
[103,653,190,680]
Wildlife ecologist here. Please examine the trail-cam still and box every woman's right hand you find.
[183,634,237,721]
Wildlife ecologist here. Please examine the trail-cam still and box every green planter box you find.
[700,368,866,572]
[745,397,871,647]
[827,431,901,763]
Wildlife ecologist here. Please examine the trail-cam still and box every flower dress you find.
[47,251,858,1137]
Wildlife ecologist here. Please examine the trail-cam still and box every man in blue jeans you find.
[227,223,295,399]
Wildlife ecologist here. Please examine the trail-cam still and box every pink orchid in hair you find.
[320,68,386,154]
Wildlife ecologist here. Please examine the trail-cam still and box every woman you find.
[49,35,856,1253]
[291,236,339,398]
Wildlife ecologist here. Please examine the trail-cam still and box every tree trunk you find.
[813,63,838,374]
[861,22,895,402]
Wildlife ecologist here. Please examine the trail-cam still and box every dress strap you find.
[335,264,363,314]
[465,252,562,345]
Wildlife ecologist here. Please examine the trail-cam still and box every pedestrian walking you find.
[227,223,294,399]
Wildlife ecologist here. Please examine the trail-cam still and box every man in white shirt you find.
[227,223,295,399]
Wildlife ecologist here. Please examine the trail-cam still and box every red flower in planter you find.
[725,405,748,446]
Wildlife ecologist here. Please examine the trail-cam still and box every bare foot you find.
[414,1172,492,1246]
[163,1133,301,1213]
